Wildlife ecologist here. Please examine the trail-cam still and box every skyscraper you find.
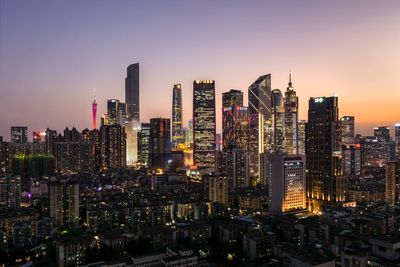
[342,144,361,177]
[297,120,306,155]
[149,118,171,169]
[268,154,306,213]
[125,120,140,165]
[203,174,229,207]
[172,84,184,148]
[306,96,345,206]
[138,123,150,167]
[92,95,97,129]
[125,63,140,121]
[272,89,284,153]
[248,75,272,180]
[11,127,28,143]
[100,124,126,169]
[396,123,400,160]
[49,180,79,225]
[193,80,216,172]
[222,90,248,151]
[0,176,21,209]
[283,74,298,155]
[340,116,355,145]
[107,99,122,126]
[385,161,400,205]
[222,89,243,107]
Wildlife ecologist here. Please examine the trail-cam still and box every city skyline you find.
[1,0,400,140]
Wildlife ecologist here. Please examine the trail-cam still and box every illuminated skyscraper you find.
[100,124,126,169]
[283,74,298,155]
[217,150,249,189]
[125,120,140,165]
[204,174,229,207]
[268,154,306,213]
[0,176,21,209]
[187,120,193,148]
[149,118,171,169]
[222,89,243,107]
[396,123,400,160]
[172,84,184,148]
[248,75,272,180]
[306,96,345,205]
[49,181,79,225]
[92,95,97,129]
[125,63,140,121]
[385,161,400,205]
[297,120,306,155]
[340,116,355,145]
[342,144,361,177]
[11,127,28,143]
[193,80,216,171]
[272,89,284,153]
[222,90,248,151]
[138,123,150,167]
[107,99,122,126]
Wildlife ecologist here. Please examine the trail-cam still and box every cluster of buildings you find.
[1,63,400,266]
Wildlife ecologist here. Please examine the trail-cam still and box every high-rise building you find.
[268,154,306,213]
[283,74,298,155]
[395,123,400,160]
[49,180,79,225]
[149,118,171,169]
[342,144,361,177]
[306,96,345,206]
[92,96,97,129]
[272,89,284,153]
[45,128,57,156]
[297,120,306,155]
[374,126,390,143]
[125,63,140,121]
[360,136,381,167]
[172,84,184,148]
[100,124,126,169]
[385,161,400,205]
[0,176,21,209]
[138,123,150,167]
[193,80,216,172]
[222,89,243,107]
[222,90,248,151]
[187,120,193,148]
[204,174,229,207]
[217,150,249,189]
[107,99,123,126]
[248,75,272,180]
[125,120,140,165]
[340,116,355,145]
[11,127,28,143]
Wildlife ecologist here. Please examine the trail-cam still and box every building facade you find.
[306,96,345,206]
[283,74,299,155]
[193,80,216,172]
[248,75,272,181]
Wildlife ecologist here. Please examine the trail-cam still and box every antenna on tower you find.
[288,70,293,88]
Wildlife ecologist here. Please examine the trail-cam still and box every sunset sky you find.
[0,0,399,140]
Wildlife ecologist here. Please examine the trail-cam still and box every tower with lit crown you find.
[172,84,184,148]
[92,90,97,129]
[284,73,299,155]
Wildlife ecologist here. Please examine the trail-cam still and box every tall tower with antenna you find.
[92,89,97,129]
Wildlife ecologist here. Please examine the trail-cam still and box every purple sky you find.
[1,0,399,141]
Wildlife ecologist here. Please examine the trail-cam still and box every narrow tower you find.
[92,89,97,129]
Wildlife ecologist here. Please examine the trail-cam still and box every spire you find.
[288,71,293,88]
